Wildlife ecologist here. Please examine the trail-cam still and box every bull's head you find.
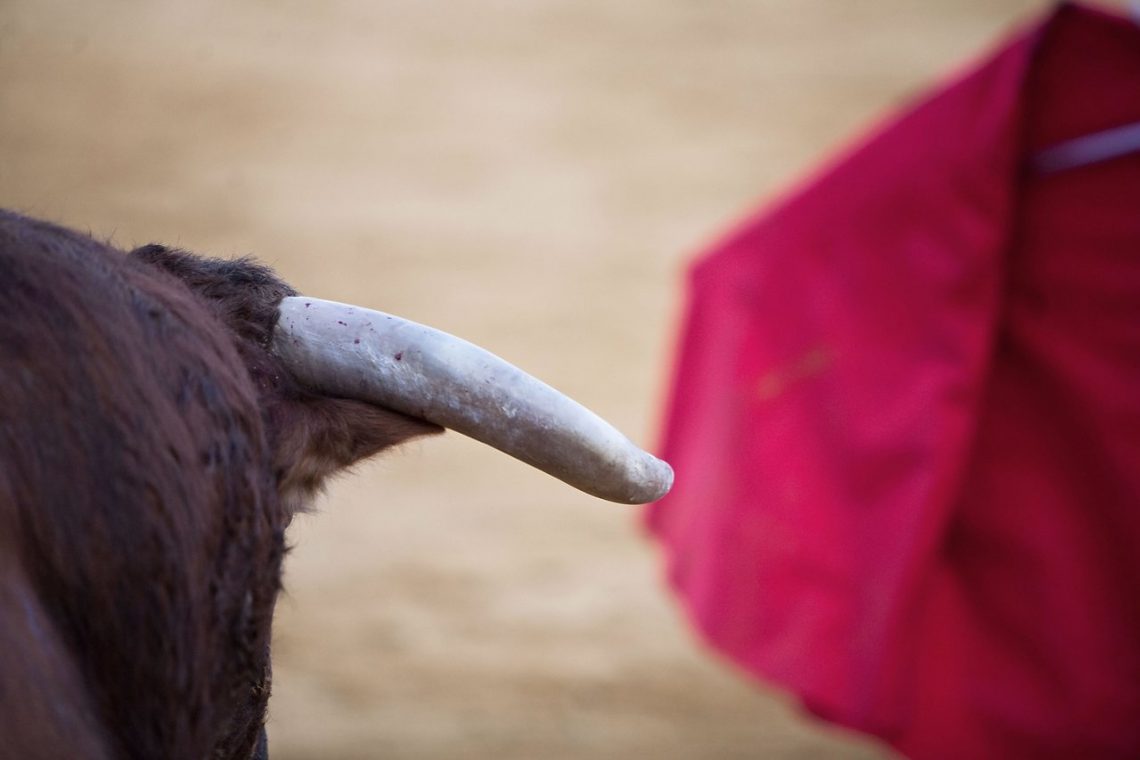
[137,244,673,757]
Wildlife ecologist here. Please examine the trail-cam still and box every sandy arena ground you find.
[1,1,1109,757]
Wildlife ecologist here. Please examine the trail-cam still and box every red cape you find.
[647,5,1140,758]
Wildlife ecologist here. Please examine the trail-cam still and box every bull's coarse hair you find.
[0,210,437,759]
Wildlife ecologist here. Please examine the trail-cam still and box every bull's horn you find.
[270,296,673,504]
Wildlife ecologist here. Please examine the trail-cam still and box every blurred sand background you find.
[0,2,1112,757]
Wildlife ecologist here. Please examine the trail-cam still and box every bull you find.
[0,209,671,759]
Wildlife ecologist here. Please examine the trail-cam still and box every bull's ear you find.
[267,396,441,511]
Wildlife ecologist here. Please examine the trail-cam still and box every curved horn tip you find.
[629,458,673,504]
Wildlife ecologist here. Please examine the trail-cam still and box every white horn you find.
[271,296,673,504]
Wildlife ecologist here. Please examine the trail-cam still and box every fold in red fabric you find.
[646,5,1140,758]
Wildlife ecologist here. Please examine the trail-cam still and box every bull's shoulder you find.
[0,210,282,759]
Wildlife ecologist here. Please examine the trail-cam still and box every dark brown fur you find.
[0,210,439,759]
